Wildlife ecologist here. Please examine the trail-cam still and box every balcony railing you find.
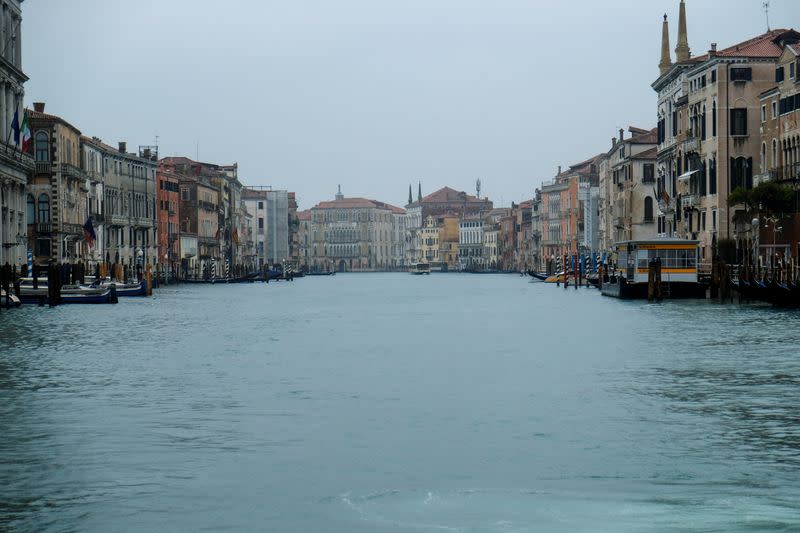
[61,163,83,179]
[36,222,52,234]
[769,163,800,182]
[681,195,699,209]
[62,223,83,235]
[35,161,52,174]
[683,136,700,153]
[199,200,216,212]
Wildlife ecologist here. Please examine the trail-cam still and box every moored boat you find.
[1,289,21,307]
[600,238,706,299]
[410,262,431,275]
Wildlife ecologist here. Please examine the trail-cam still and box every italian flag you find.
[20,110,30,152]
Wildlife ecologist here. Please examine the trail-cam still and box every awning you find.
[677,169,700,181]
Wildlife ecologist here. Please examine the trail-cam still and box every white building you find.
[0,0,34,268]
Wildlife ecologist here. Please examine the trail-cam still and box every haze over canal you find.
[1,274,799,531]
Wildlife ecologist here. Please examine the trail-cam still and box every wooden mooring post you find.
[647,257,662,302]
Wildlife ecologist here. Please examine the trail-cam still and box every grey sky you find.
[23,1,794,210]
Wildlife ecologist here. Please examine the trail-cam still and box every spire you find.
[675,0,690,62]
[417,181,422,202]
[408,184,413,205]
[659,13,672,75]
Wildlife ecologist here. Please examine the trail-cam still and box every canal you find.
[1,274,799,531]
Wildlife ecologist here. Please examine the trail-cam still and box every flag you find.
[20,111,31,152]
[10,108,19,145]
[83,217,96,248]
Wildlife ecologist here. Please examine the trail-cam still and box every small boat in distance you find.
[410,263,431,275]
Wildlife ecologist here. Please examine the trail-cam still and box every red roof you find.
[28,109,81,133]
[690,29,799,62]
[314,197,405,214]
[298,210,312,221]
[416,186,487,205]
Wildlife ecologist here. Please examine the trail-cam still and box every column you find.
[0,5,6,67]
[14,15,20,69]
[0,81,5,143]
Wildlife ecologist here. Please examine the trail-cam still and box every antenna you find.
[763,1,770,31]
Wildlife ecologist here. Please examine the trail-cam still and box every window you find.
[730,67,752,81]
[772,100,778,119]
[181,187,189,201]
[776,66,785,82]
[730,156,753,191]
[35,131,49,161]
[37,194,50,223]
[712,209,717,230]
[772,139,778,168]
[701,75,706,88]
[761,142,767,172]
[258,201,264,209]
[26,194,35,224]
[761,104,766,123]
[643,163,655,183]
[36,238,50,256]
[712,102,717,137]
[709,158,717,194]
[711,69,716,83]
[644,197,654,223]
[730,108,747,136]
[791,62,796,79]
[258,217,264,229]
[701,211,706,231]
[701,105,707,140]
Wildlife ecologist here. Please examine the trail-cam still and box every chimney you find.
[33,102,45,113]
[118,141,127,153]
[619,128,624,142]
[612,137,616,147]
[708,42,717,58]
[557,165,562,175]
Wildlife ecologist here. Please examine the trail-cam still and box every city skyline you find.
[23,0,792,209]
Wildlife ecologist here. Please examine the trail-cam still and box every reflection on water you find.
[1,276,799,531]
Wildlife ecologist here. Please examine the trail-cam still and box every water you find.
[1,274,799,532]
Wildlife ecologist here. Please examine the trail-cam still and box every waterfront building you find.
[606,127,658,245]
[530,191,542,271]
[404,184,493,265]
[288,192,299,267]
[156,164,180,277]
[514,200,533,271]
[458,215,484,270]
[311,186,404,272]
[0,0,34,268]
[78,135,157,271]
[28,104,88,265]
[297,209,312,270]
[538,156,601,272]
[437,215,459,271]
[419,215,439,265]
[241,186,291,267]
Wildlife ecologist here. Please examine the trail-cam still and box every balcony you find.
[62,223,83,235]
[769,163,800,182]
[683,136,700,153]
[91,213,105,224]
[35,222,52,234]
[681,195,699,209]
[107,214,130,226]
[35,161,53,174]
[134,217,154,228]
[61,163,83,180]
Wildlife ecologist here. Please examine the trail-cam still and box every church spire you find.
[659,13,672,75]
[417,181,422,202]
[408,184,413,205]
[675,0,690,62]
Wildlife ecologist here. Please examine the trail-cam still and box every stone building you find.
[78,136,158,272]
[0,0,33,268]
[156,164,180,278]
[28,104,88,265]
[311,187,404,272]
[653,0,800,267]
[297,209,312,270]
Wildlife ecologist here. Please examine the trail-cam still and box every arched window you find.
[644,197,654,223]
[35,131,49,161]
[37,193,50,223]
[761,142,767,172]
[26,194,35,224]
[772,139,778,169]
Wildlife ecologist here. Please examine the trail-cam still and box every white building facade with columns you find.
[0,0,34,267]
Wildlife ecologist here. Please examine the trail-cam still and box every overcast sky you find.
[23,1,795,210]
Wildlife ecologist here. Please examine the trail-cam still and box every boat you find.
[18,278,117,304]
[600,238,706,299]
[1,289,21,308]
[543,271,567,283]
[527,271,549,281]
[410,262,431,275]
[307,271,335,276]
